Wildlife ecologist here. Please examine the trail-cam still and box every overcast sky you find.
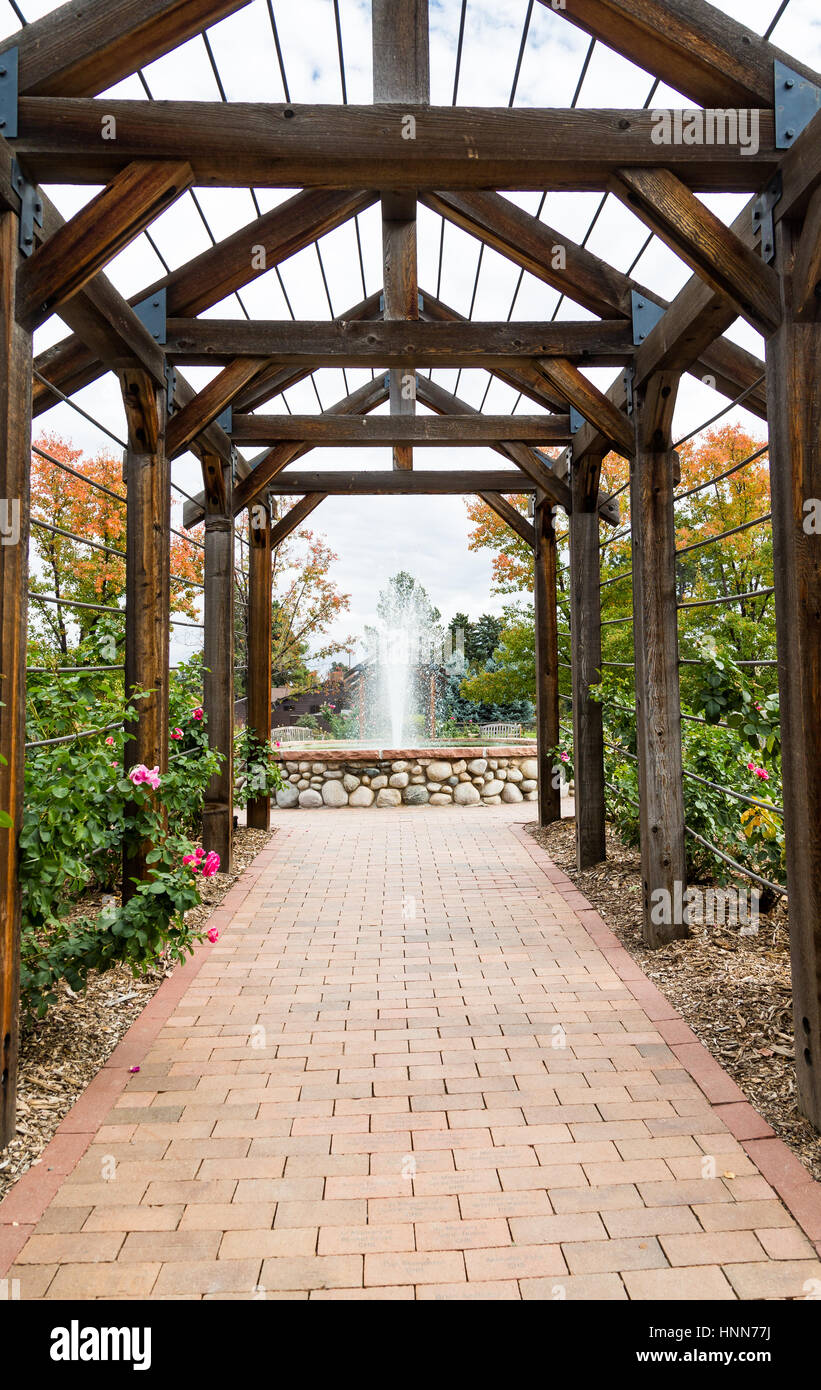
[5,0,820,668]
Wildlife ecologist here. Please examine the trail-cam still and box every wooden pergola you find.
[0,0,819,1150]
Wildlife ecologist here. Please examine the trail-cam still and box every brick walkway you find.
[2,804,821,1300]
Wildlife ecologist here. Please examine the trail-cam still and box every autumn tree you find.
[29,433,203,659]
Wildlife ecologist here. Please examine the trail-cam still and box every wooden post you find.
[202,452,234,871]
[630,372,688,947]
[120,368,170,900]
[570,452,606,868]
[534,491,561,825]
[766,209,821,1129]
[0,212,33,1151]
[246,501,272,829]
[372,0,429,470]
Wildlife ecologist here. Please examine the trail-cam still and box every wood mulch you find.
[527,817,821,1182]
[0,826,273,1202]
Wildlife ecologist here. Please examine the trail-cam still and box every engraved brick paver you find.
[2,803,821,1300]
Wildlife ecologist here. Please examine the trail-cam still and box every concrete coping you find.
[270,743,538,763]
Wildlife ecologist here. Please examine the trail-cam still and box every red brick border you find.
[0,844,279,1276]
[510,822,821,1256]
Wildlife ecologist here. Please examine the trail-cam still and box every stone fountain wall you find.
[271,745,540,809]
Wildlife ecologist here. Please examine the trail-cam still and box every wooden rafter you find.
[611,167,781,335]
[0,0,253,98]
[539,0,821,109]
[270,494,327,548]
[478,492,535,549]
[424,189,768,418]
[32,188,377,414]
[16,160,193,333]
[165,357,267,459]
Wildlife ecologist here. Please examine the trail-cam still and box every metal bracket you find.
[623,366,635,418]
[10,160,43,258]
[569,406,586,433]
[230,447,239,484]
[774,60,821,149]
[631,290,665,346]
[216,405,232,432]
[164,363,177,414]
[379,292,424,315]
[752,171,783,264]
[0,47,19,138]
[133,287,167,344]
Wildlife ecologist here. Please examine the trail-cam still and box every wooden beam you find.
[0,0,253,98]
[572,108,821,460]
[537,0,821,109]
[424,190,768,419]
[540,357,635,455]
[270,494,327,548]
[202,453,234,871]
[611,167,781,336]
[182,377,389,527]
[231,414,573,448]
[534,493,561,826]
[412,373,574,516]
[12,101,779,191]
[373,0,429,470]
[32,188,377,415]
[246,503,272,830]
[630,372,688,948]
[766,213,821,1130]
[478,492,535,549]
[166,357,267,459]
[267,471,542,495]
[16,160,193,333]
[569,453,606,869]
[0,211,32,1151]
[163,317,635,366]
[120,368,170,900]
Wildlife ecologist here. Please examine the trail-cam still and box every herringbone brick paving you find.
[3,804,821,1300]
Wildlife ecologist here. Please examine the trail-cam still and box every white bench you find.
[271,725,317,743]
[480,722,522,739]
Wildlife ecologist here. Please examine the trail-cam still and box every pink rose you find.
[201,851,220,878]
[560,752,569,763]
[171,728,183,740]
[755,767,769,781]
[105,736,114,746]
[747,762,756,772]
[207,927,219,943]
[192,707,203,721]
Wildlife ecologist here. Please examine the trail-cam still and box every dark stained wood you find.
[373,1,429,470]
[267,471,540,495]
[630,372,688,948]
[766,213,821,1129]
[478,492,535,549]
[1,0,253,98]
[12,101,780,191]
[413,373,576,517]
[166,356,267,459]
[270,494,327,548]
[791,184,821,322]
[16,161,193,332]
[120,369,170,901]
[534,493,561,826]
[424,191,768,420]
[246,503,273,830]
[183,377,390,526]
[569,453,607,869]
[539,0,820,108]
[202,454,234,872]
[0,212,32,1151]
[164,317,635,366]
[611,167,781,335]
[33,189,377,414]
[540,357,634,455]
[231,414,572,447]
